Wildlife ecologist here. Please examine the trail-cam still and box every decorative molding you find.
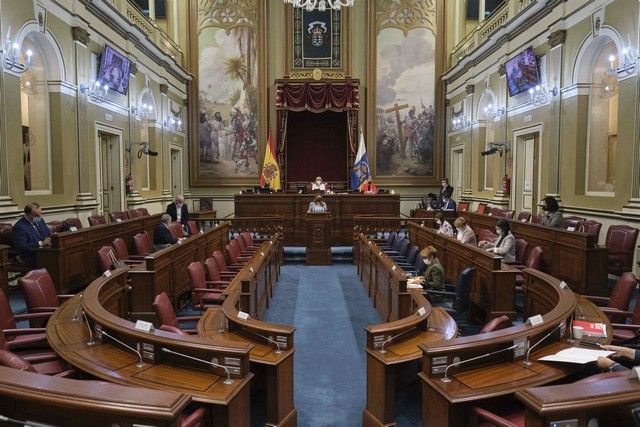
[159,83,168,94]
[71,26,90,45]
[288,70,346,80]
[498,63,506,76]
[376,0,436,36]
[592,8,605,37]
[129,62,138,75]
[466,84,475,95]
[198,0,256,33]
[547,30,566,48]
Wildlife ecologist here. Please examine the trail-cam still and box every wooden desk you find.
[0,244,8,296]
[418,269,611,427]
[517,374,640,427]
[0,365,192,427]
[198,235,297,427]
[191,210,217,228]
[47,269,254,427]
[306,213,332,265]
[457,211,609,295]
[128,223,229,315]
[234,193,400,246]
[408,222,518,322]
[35,213,162,293]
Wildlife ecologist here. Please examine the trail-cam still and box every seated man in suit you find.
[441,194,457,211]
[360,177,378,194]
[311,176,326,192]
[153,214,179,250]
[166,195,189,226]
[12,202,51,267]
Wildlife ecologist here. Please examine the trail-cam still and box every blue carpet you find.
[264,264,381,427]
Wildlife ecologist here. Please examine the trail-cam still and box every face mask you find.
[436,219,442,225]
[423,258,431,265]
[541,205,548,211]
[457,231,463,240]
[316,180,322,185]
[495,229,502,235]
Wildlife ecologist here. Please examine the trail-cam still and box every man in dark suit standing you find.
[12,202,51,267]
[153,214,179,250]
[166,195,189,226]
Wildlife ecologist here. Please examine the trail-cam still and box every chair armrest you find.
[192,288,224,294]
[58,294,75,302]
[159,325,189,335]
[13,312,53,322]
[53,368,77,378]
[237,256,251,262]
[600,308,633,317]
[28,307,59,313]
[508,264,526,269]
[424,290,457,297]
[584,295,610,306]
[123,260,143,265]
[6,334,49,350]
[21,352,59,363]
[2,328,47,336]
[177,315,202,322]
[126,255,147,261]
[206,280,230,289]
[611,323,640,331]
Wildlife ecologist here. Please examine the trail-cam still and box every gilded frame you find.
[284,4,351,79]
[366,0,445,186]
[188,0,268,186]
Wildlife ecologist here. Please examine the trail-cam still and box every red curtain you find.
[276,80,359,113]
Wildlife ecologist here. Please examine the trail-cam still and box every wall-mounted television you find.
[505,46,540,97]
[97,45,131,95]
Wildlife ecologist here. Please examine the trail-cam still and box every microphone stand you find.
[100,330,144,368]
[161,347,233,384]
[72,294,83,321]
[81,310,95,346]
[524,322,564,366]
[242,328,285,354]
[0,414,57,427]
[441,344,518,383]
[380,327,416,353]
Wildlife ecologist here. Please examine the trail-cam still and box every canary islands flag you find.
[260,131,281,190]
[350,129,371,191]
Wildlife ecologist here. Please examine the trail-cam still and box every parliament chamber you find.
[2,0,640,426]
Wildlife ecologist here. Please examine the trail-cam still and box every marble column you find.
[545,30,565,201]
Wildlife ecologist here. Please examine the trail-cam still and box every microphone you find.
[241,328,285,354]
[72,293,83,321]
[379,327,419,353]
[100,330,144,368]
[442,344,518,383]
[524,322,564,366]
[81,310,95,346]
[0,414,57,427]
[160,347,233,384]
[575,302,585,320]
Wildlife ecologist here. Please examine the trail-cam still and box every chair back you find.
[187,262,207,307]
[515,239,529,265]
[97,246,115,272]
[0,349,37,372]
[0,289,17,330]
[501,210,515,219]
[152,292,178,328]
[133,232,152,256]
[516,211,532,223]
[577,220,602,241]
[476,203,488,214]
[606,225,640,275]
[18,269,59,311]
[488,207,502,217]
[241,232,255,247]
[87,215,107,227]
[480,315,510,333]
[413,257,427,275]
[187,220,199,236]
[212,250,229,272]
[386,232,397,248]
[167,222,184,239]
[561,216,585,230]
[607,272,638,310]
[453,267,475,313]
[226,243,240,264]
[0,223,12,248]
[136,207,150,216]
[457,201,469,212]
[397,239,410,258]
[127,209,141,219]
[63,218,82,230]
[478,228,497,243]
[530,211,545,224]
[112,238,130,260]
[405,245,420,265]
[47,221,64,234]
[205,257,223,281]
[109,211,128,223]
[392,235,405,252]
[236,235,247,252]
[525,246,544,270]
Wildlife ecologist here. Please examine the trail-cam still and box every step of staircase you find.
[283,246,353,264]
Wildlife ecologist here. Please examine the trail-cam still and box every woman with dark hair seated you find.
[478,219,516,262]
[540,196,563,227]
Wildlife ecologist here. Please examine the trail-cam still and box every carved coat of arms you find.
[308,21,328,47]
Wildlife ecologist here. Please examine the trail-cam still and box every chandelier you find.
[1,27,34,74]
[283,0,355,12]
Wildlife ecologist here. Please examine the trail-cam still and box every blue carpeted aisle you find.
[263,263,381,427]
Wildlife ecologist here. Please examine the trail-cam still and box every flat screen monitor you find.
[98,45,131,95]
[505,46,540,97]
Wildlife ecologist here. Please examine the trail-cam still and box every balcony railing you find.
[449,0,538,70]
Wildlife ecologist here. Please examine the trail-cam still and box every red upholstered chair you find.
[480,315,511,333]
[478,228,497,244]
[457,201,470,212]
[18,269,74,325]
[584,272,638,323]
[87,214,107,227]
[504,239,528,266]
[516,211,531,223]
[606,225,640,276]
[187,262,225,312]
[152,292,199,335]
[46,221,64,234]
[180,406,208,427]
[476,203,488,215]
[109,211,128,223]
[168,222,184,240]
[63,217,82,230]
[112,237,146,261]
[577,220,602,241]
[127,209,141,219]
[212,250,242,273]
[239,232,260,251]
[514,246,544,288]
[0,289,52,351]
[530,211,545,224]
[226,242,251,267]
[97,246,115,272]
[187,220,199,236]
[485,207,499,217]
[204,257,234,284]
[136,207,150,216]
[500,210,515,219]
[133,232,153,256]
[471,405,524,427]
[607,297,640,343]
[561,216,586,230]
[0,348,75,377]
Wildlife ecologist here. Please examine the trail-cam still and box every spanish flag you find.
[259,131,281,190]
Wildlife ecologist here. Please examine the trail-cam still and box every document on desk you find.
[538,348,615,364]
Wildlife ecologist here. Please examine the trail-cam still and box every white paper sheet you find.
[537,347,615,364]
